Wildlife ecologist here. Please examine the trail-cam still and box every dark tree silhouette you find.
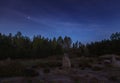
[0,31,119,59]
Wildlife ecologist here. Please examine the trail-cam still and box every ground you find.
[0,56,120,83]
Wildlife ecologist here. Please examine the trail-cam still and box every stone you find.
[62,53,71,69]
[111,55,120,67]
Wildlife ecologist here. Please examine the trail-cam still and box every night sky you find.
[0,0,120,43]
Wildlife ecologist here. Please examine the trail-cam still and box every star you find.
[26,16,31,20]
[27,16,30,20]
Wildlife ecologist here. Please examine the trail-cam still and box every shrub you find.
[23,68,39,77]
[80,67,85,70]
[0,61,26,77]
[90,77,99,83]
[92,66,103,71]
[38,62,62,68]
[108,76,118,81]
[43,68,50,74]
[78,62,92,69]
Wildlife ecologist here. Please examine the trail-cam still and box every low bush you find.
[78,62,92,69]
[108,76,118,81]
[92,66,103,71]
[43,68,50,73]
[0,61,26,77]
[90,77,99,83]
[38,61,62,68]
[23,68,39,77]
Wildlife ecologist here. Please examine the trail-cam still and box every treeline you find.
[86,32,120,57]
[71,32,120,57]
[0,32,72,59]
[0,32,120,59]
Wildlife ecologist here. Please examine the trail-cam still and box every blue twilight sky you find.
[0,0,120,43]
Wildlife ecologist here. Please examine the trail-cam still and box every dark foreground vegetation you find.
[0,32,120,59]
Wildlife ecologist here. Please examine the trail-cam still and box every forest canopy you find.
[0,32,120,59]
